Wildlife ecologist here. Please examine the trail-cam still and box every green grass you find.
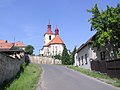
[6,64,42,90]
[67,65,120,87]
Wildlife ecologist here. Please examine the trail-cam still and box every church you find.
[40,21,64,56]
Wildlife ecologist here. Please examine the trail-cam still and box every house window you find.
[81,56,83,65]
[100,51,105,60]
[110,51,114,58]
[76,55,77,60]
[85,54,88,64]
[49,35,51,40]
[78,57,80,66]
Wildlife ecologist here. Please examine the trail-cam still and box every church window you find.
[49,35,51,40]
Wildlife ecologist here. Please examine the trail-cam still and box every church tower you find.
[40,21,64,56]
[44,21,55,45]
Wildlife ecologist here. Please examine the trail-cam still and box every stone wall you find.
[28,55,61,64]
[28,55,42,64]
[0,52,25,85]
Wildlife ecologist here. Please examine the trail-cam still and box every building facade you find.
[74,35,97,70]
[40,22,64,56]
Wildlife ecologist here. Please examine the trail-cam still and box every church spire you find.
[45,20,54,35]
[55,26,59,35]
[47,20,51,30]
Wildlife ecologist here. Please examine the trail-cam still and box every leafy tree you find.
[25,45,34,55]
[118,51,120,58]
[61,45,71,65]
[71,46,77,65]
[87,4,120,59]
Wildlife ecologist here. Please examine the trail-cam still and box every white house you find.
[74,35,97,70]
[40,21,64,56]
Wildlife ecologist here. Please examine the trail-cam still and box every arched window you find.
[49,35,51,40]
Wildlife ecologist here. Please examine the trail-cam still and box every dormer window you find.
[49,35,51,40]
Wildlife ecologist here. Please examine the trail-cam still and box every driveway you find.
[37,64,120,90]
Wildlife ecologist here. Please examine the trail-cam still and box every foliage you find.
[6,64,42,90]
[71,46,77,65]
[117,50,120,58]
[87,4,120,59]
[61,45,71,65]
[54,54,61,60]
[25,45,34,55]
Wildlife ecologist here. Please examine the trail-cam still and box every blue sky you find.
[0,0,119,54]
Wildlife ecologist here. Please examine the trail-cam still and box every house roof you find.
[44,35,64,47]
[76,34,96,53]
[0,49,24,52]
[0,43,14,50]
[0,40,7,43]
[15,41,26,47]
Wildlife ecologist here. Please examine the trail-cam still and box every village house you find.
[15,41,26,50]
[0,40,26,50]
[74,35,97,70]
[0,40,14,50]
[40,21,64,57]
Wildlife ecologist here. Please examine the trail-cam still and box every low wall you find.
[0,53,25,85]
[28,55,61,64]
[28,55,42,64]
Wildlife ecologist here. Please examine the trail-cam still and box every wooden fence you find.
[107,59,120,79]
[91,59,120,79]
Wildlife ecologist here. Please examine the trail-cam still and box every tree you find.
[71,46,77,65]
[25,45,34,55]
[61,45,71,65]
[87,4,120,59]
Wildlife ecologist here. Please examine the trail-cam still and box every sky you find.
[0,0,120,55]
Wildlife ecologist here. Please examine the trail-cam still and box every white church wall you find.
[49,44,64,56]
[44,34,55,45]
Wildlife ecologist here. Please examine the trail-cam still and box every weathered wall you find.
[28,55,42,64]
[0,53,25,85]
[28,55,61,64]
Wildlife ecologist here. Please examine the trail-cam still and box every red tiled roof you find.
[76,34,96,53]
[44,35,64,47]
[15,41,26,47]
[0,40,7,43]
[0,43,14,50]
[45,29,54,35]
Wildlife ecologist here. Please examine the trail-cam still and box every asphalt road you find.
[37,64,120,90]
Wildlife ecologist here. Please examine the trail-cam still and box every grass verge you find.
[6,64,42,90]
[67,65,120,87]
